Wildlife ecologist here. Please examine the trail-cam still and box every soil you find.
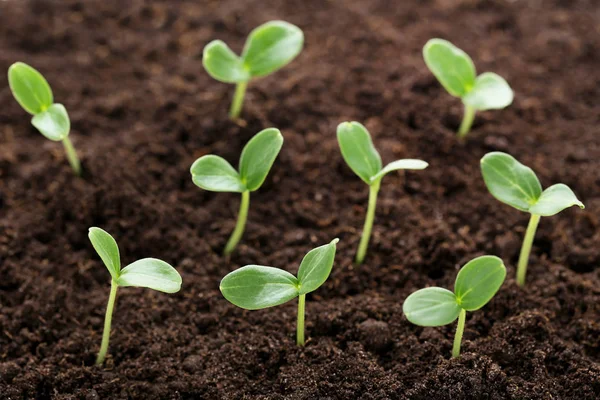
[0,0,599,399]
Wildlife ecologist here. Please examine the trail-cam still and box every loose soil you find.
[1,0,599,399]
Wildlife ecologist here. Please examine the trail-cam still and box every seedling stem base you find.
[224,190,250,255]
[62,136,81,176]
[517,214,541,286]
[96,280,118,365]
[356,181,380,264]
[458,104,476,139]
[229,81,248,120]
[297,294,306,346]
[452,308,466,358]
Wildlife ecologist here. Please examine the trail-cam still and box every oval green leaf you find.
[529,183,584,217]
[403,287,461,327]
[203,40,251,83]
[297,238,339,295]
[220,265,299,310]
[241,20,304,78]
[371,159,429,183]
[480,152,542,212]
[88,227,121,280]
[31,103,70,141]
[454,255,506,311]
[118,258,182,293]
[337,121,382,184]
[423,39,476,98]
[190,155,246,193]
[239,128,283,191]
[8,62,54,115]
[462,72,513,111]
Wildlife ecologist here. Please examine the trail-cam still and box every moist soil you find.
[1,0,599,399]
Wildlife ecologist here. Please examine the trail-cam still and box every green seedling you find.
[337,121,428,264]
[8,62,81,175]
[220,239,338,346]
[423,39,514,139]
[403,255,506,358]
[190,128,283,255]
[481,152,584,286]
[89,227,182,365]
[203,20,304,119]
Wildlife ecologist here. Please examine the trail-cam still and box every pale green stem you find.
[452,308,467,358]
[223,190,250,256]
[229,81,248,120]
[457,104,476,139]
[62,136,81,176]
[517,214,541,287]
[296,294,306,346]
[355,180,380,264]
[96,280,118,365]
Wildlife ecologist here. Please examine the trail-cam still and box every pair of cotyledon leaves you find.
[403,256,506,326]
[88,227,182,293]
[203,21,304,84]
[481,152,584,216]
[220,239,338,310]
[423,39,513,111]
[8,62,71,141]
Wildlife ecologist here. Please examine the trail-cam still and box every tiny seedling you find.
[403,255,506,358]
[423,39,514,139]
[89,227,182,365]
[337,121,428,264]
[481,152,584,286]
[190,128,283,255]
[220,239,338,346]
[203,20,304,119]
[8,62,81,175]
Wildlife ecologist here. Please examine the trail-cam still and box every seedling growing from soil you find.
[203,20,304,119]
[190,128,283,255]
[220,239,338,346]
[481,152,584,286]
[337,121,428,264]
[8,62,81,175]
[423,39,514,139]
[89,227,182,365]
[403,255,506,358]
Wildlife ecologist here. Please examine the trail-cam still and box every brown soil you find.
[1,0,599,399]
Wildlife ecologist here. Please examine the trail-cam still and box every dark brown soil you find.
[1,0,599,399]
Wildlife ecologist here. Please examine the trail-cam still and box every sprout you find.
[8,62,81,175]
[88,227,182,365]
[203,21,304,119]
[337,121,428,264]
[220,239,338,346]
[481,152,584,286]
[403,256,506,358]
[190,128,283,255]
[423,39,514,139]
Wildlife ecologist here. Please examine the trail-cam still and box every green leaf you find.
[403,287,461,327]
[31,103,70,141]
[239,128,284,191]
[423,39,476,98]
[88,227,121,280]
[454,255,506,311]
[529,183,584,217]
[336,122,382,184]
[371,159,429,183]
[480,152,542,212]
[8,62,53,115]
[117,258,182,293]
[241,20,304,78]
[190,155,246,193]
[462,72,513,111]
[297,239,339,295]
[220,265,299,310]
[202,40,251,83]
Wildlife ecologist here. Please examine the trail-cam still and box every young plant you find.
[220,238,338,346]
[203,20,304,119]
[337,121,428,264]
[481,152,584,286]
[8,62,81,175]
[88,227,182,365]
[190,128,283,255]
[423,39,514,139]
[403,255,506,358]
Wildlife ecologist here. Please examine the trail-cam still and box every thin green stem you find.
[96,280,118,365]
[355,181,380,264]
[229,81,248,120]
[457,104,476,139]
[224,190,250,256]
[62,136,81,176]
[296,294,306,346]
[517,214,541,287]
[452,308,466,358]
